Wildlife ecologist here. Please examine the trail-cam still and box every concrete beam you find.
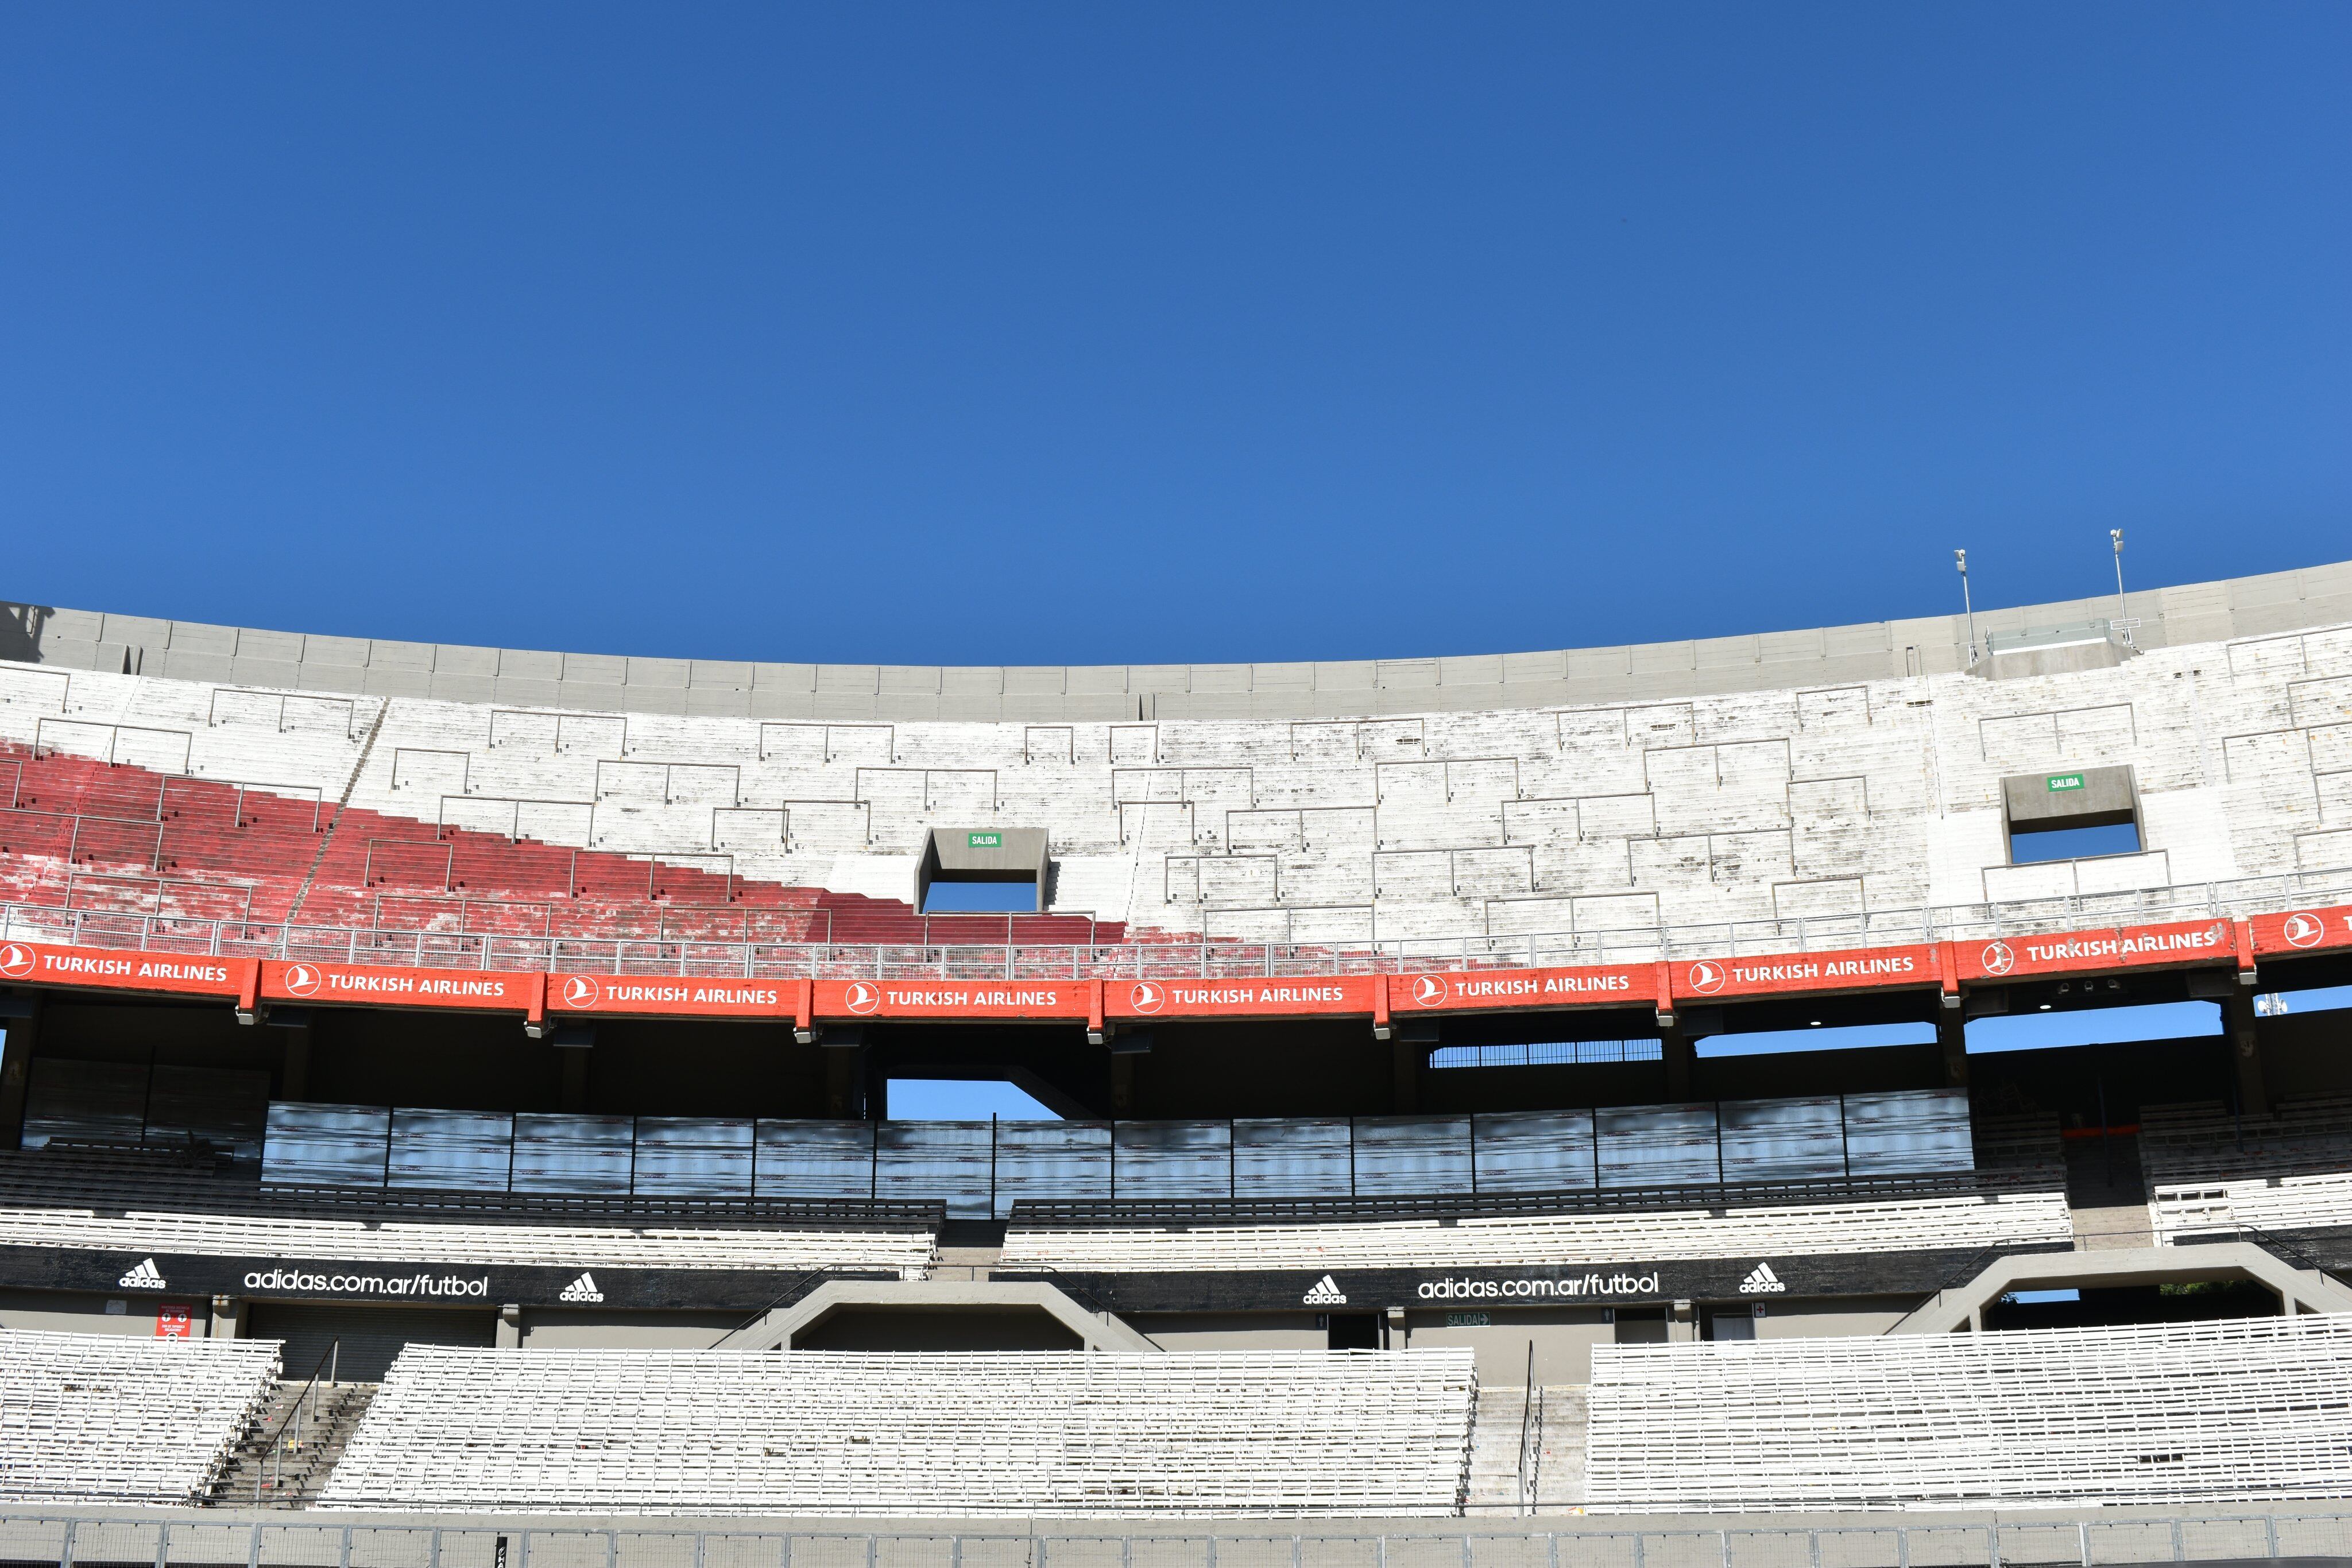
[1889,1242,2352,1335]
[742,1279,1160,1353]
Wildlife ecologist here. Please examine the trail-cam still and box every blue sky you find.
[2,6,2346,668]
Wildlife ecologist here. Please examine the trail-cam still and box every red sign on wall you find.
[546,973,790,1019]
[1111,977,1374,1020]
[2247,906,2352,958]
[817,979,1089,1021]
[1673,946,1936,1002]
[1397,966,1653,1012]
[0,940,242,998]
[1954,919,2235,982]
[261,961,538,1011]
[154,1304,193,1339]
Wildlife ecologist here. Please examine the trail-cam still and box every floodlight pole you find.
[1956,549,1978,667]
[2110,529,2132,646]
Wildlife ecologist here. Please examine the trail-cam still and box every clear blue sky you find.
[2,7,2346,669]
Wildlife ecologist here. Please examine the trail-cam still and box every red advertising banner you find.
[547,973,791,1019]
[1672,946,1936,1003]
[0,940,245,998]
[1395,966,1653,1013]
[1953,918,2235,982]
[815,978,1090,1021]
[1108,976,1374,1021]
[2247,905,2352,958]
[154,1304,193,1339]
[261,961,539,1012]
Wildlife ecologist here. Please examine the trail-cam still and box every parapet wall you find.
[7,559,2349,722]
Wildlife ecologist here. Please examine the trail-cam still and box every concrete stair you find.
[1465,1383,1587,1515]
[208,1381,376,1509]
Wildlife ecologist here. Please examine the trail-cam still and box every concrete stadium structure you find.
[2,560,2352,1524]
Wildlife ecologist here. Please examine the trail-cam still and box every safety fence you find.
[3,866,2350,983]
[3,1513,2351,1568]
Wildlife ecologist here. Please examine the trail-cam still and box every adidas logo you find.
[1737,1261,1786,1295]
[118,1259,167,1290]
[558,1271,605,1303]
[1302,1274,1348,1306]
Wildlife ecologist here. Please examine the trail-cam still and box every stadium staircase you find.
[1464,1384,1586,1515]
[2065,1127,2155,1250]
[208,1381,377,1509]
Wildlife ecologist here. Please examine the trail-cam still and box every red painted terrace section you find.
[0,741,1127,948]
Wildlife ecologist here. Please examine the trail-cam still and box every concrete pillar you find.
[2223,989,2270,1116]
[825,1047,861,1118]
[1110,1053,1136,1116]
[1660,1023,1695,1101]
[1936,1005,1970,1087]
[497,1304,523,1348]
[210,1295,243,1340]
[279,1025,310,1101]
[559,1046,589,1113]
[0,994,41,1150]
[1668,1299,1696,1342]
[1391,1038,1420,1113]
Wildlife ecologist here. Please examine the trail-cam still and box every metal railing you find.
[250,1339,340,1504]
[3,1510,2350,1568]
[3,864,2348,984]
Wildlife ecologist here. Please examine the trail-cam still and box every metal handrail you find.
[5,861,2349,982]
[251,1337,338,1504]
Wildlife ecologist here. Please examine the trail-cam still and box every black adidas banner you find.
[1002,1243,2067,1314]
[0,1245,889,1311]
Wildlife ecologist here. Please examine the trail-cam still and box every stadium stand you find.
[1584,1314,2352,1512]
[0,1205,931,1273]
[3,571,2351,968]
[2140,1098,2352,1244]
[0,1328,281,1504]
[1001,1186,2072,1271]
[316,1345,1479,1516]
[6,571,2352,1526]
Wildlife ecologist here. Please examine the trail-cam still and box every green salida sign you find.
[2046,773,2086,793]
[966,831,1003,849]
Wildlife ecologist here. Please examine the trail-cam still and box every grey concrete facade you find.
[7,559,2349,723]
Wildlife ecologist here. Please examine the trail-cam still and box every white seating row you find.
[0,1328,281,1505]
[319,1345,1477,1516]
[0,1206,935,1273]
[1000,1190,2073,1272]
[2152,1172,2352,1243]
[1585,1314,2352,1512]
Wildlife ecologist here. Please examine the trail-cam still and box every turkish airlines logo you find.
[1979,941,2016,977]
[2283,912,2327,950]
[562,975,602,1008]
[1130,982,1165,1015]
[282,963,322,997]
[844,981,881,1016]
[1410,974,1446,1007]
[1686,960,1726,995]
[0,943,32,980]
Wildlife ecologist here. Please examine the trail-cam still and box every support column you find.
[1660,1023,1695,1101]
[825,1046,862,1119]
[2223,988,2270,1117]
[1936,1005,1970,1087]
[559,1046,589,1113]
[1109,1053,1136,1116]
[279,1024,311,1102]
[497,1304,523,1348]
[0,993,41,1150]
[209,1295,243,1340]
[1390,1037,1420,1113]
